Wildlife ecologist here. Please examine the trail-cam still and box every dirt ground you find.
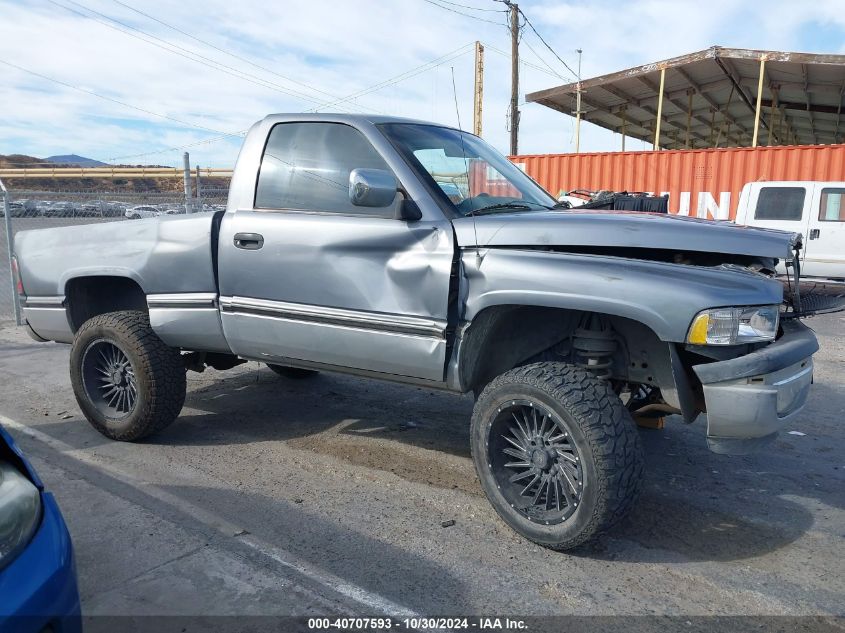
[0,313,842,629]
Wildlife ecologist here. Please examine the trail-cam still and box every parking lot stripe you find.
[0,413,421,619]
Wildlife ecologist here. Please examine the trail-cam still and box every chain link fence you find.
[0,184,229,323]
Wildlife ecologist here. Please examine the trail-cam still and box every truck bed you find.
[15,213,219,297]
[15,213,221,345]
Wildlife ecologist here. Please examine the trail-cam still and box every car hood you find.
[0,424,44,489]
[451,210,800,261]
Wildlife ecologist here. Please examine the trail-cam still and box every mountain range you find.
[44,154,108,167]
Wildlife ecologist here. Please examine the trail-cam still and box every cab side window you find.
[819,188,845,222]
[754,187,805,221]
[255,122,394,216]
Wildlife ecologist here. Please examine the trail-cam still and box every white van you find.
[735,181,845,281]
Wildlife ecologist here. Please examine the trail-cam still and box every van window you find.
[754,187,805,221]
[255,122,394,215]
[819,188,845,222]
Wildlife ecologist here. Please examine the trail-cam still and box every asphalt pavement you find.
[0,314,842,629]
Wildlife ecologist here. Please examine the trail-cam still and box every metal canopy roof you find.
[526,46,845,150]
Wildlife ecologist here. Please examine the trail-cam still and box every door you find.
[744,184,810,275]
[802,185,845,279]
[217,121,455,381]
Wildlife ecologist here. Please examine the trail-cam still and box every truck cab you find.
[735,181,845,280]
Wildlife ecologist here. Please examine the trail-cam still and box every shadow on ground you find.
[36,362,837,564]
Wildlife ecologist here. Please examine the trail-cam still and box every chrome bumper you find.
[692,320,818,455]
[21,296,73,343]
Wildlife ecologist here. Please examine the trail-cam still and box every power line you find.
[48,0,369,112]
[109,44,477,160]
[109,0,372,108]
[123,46,477,155]
[522,40,574,80]
[419,0,507,25]
[107,131,247,162]
[0,58,234,135]
[484,43,562,80]
[516,7,579,80]
[429,0,503,11]
[311,43,475,111]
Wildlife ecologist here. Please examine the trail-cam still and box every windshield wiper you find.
[470,202,543,216]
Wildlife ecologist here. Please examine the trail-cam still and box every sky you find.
[1,0,845,167]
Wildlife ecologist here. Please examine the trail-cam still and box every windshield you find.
[379,123,556,216]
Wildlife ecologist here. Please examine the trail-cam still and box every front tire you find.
[70,311,186,441]
[471,362,644,550]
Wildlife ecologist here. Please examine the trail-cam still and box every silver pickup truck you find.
[12,114,819,550]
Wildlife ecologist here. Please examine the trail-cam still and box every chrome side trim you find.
[22,295,65,308]
[219,296,447,339]
[251,355,457,392]
[146,293,217,309]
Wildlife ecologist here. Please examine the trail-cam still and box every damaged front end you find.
[689,237,832,454]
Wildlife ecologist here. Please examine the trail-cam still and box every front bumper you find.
[692,320,818,455]
[0,493,82,633]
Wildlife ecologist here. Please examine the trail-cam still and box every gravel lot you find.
[0,313,842,629]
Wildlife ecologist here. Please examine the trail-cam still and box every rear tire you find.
[70,311,186,441]
[471,362,643,550]
[266,364,319,380]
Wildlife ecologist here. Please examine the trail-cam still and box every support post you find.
[183,152,192,214]
[574,48,583,153]
[473,41,484,137]
[620,106,627,152]
[709,108,716,146]
[1,178,22,325]
[653,66,666,150]
[767,86,778,146]
[685,90,693,149]
[508,3,519,156]
[752,57,766,147]
[195,166,202,213]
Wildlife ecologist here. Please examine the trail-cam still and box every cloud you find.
[0,0,843,166]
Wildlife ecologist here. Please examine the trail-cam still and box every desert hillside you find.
[0,154,228,192]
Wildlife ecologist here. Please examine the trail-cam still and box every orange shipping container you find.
[511,144,845,221]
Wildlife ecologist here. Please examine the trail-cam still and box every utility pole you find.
[508,2,520,156]
[574,49,583,153]
[473,41,484,137]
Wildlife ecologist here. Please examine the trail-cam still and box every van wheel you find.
[471,362,643,550]
[70,311,186,441]
[266,364,318,379]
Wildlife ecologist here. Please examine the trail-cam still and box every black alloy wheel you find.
[488,399,584,525]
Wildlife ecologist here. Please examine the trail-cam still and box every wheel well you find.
[65,276,147,332]
[459,305,668,393]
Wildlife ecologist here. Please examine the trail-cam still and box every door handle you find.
[233,232,264,250]
[810,229,820,240]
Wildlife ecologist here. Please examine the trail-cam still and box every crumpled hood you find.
[451,210,800,261]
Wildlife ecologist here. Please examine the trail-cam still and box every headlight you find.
[687,305,779,345]
[0,461,41,568]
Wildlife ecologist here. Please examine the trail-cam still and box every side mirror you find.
[349,168,398,208]
[396,199,422,222]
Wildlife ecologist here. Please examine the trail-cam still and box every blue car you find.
[0,424,81,633]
